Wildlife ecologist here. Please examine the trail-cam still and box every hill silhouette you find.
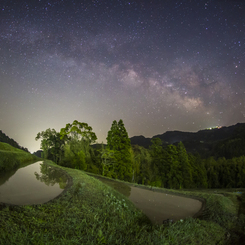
[130,123,245,158]
[0,130,29,153]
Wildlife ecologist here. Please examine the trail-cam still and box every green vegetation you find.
[35,128,65,163]
[34,120,245,190]
[0,142,39,172]
[0,130,29,153]
[2,160,245,244]
[105,119,132,181]
[1,119,241,243]
[178,188,245,244]
[35,120,99,171]
[214,124,245,159]
[60,120,97,171]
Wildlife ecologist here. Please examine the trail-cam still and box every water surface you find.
[129,186,202,224]
[93,175,202,224]
[0,161,68,205]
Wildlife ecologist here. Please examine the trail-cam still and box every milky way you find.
[0,0,244,152]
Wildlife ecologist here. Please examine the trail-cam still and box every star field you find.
[0,0,244,152]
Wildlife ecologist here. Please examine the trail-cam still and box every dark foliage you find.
[34,121,245,190]
[33,150,43,158]
[213,124,245,159]
[130,123,245,158]
[0,130,29,153]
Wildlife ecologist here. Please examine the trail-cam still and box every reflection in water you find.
[34,163,67,189]
[0,168,18,186]
[0,161,67,205]
[92,176,131,197]
[129,186,202,224]
[93,175,202,225]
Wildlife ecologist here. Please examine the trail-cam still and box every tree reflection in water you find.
[0,169,18,186]
[34,163,67,189]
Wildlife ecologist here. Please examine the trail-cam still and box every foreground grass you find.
[0,161,244,244]
[0,142,39,172]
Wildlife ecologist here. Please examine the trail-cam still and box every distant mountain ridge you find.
[153,124,239,144]
[130,123,245,157]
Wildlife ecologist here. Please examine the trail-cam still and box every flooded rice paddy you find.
[0,161,68,205]
[92,175,203,224]
[0,161,203,224]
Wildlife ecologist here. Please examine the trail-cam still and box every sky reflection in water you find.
[93,175,202,224]
[0,161,67,205]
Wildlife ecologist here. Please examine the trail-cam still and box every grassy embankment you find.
[86,171,245,244]
[0,142,39,172]
[1,158,245,244]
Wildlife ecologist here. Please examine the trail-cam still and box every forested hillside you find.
[0,130,29,153]
[130,123,245,159]
[35,120,245,189]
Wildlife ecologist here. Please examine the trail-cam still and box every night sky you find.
[0,0,244,152]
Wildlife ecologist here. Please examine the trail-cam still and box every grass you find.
[0,159,244,244]
[0,142,39,172]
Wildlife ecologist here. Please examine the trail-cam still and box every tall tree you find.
[166,144,182,189]
[149,138,165,187]
[132,145,153,185]
[106,119,132,181]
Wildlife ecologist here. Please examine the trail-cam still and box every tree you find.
[205,157,220,188]
[106,119,132,181]
[149,138,165,187]
[129,147,140,183]
[166,144,182,189]
[188,154,208,188]
[60,120,97,170]
[132,145,153,185]
[177,142,193,188]
[100,144,116,177]
[60,120,97,143]
[85,146,101,174]
[35,128,64,163]
[236,156,245,188]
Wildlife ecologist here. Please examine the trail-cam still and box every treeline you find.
[177,123,245,159]
[36,120,245,189]
[131,143,245,189]
[0,130,29,153]
[213,125,245,159]
[35,121,98,172]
